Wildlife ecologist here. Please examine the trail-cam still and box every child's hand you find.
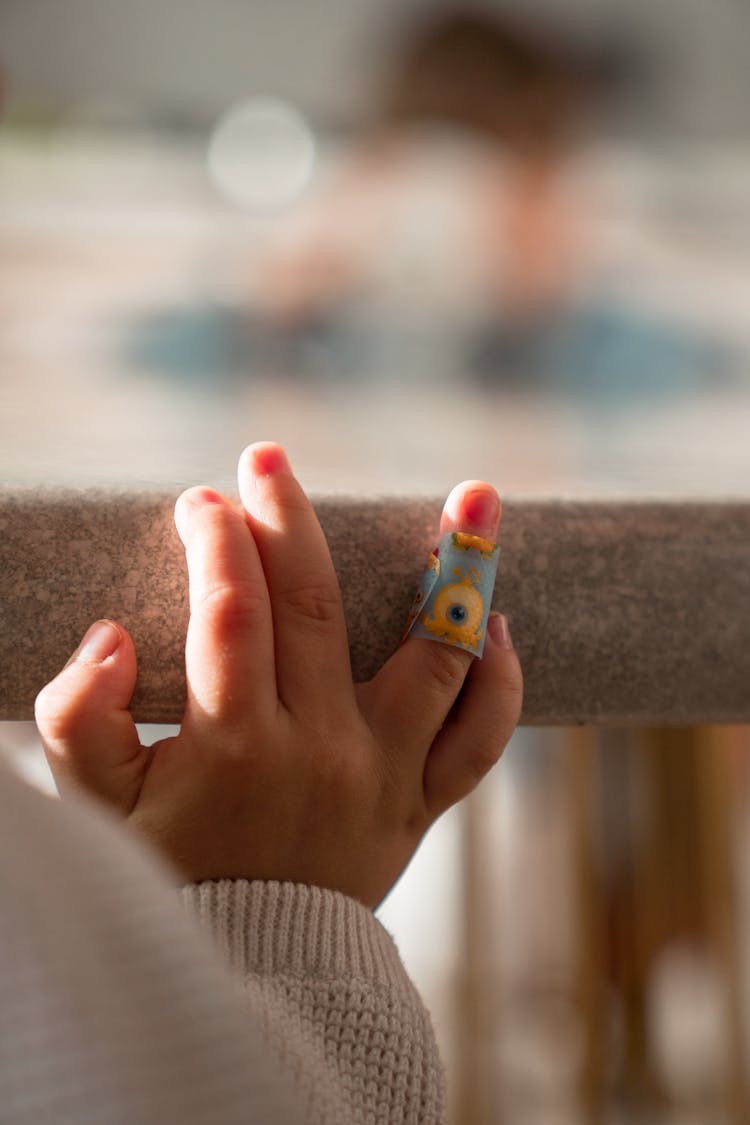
[35,444,522,908]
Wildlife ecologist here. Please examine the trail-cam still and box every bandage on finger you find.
[403,532,500,658]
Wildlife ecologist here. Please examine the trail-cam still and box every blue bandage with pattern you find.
[403,531,500,658]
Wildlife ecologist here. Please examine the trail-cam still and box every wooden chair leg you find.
[453,786,498,1125]
[695,726,748,1124]
[567,727,608,1125]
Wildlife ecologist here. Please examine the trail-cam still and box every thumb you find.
[35,620,148,814]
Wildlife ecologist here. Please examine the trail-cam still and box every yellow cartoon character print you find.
[404,530,499,657]
[401,549,441,641]
[421,564,486,651]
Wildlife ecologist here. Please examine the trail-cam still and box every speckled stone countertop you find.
[1,490,749,725]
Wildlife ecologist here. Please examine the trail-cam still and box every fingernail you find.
[488,613,513,650]
[187,487,225,507]
[174,488,225,545]
[463,488,501,533]
[71,621,122,665]
[249,443,292,477]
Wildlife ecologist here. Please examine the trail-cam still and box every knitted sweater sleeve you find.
[181,880,447,1125]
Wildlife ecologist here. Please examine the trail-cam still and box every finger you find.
[438,480,501,539]
[237,443,353,717]
[34,619,148,814]
[174,486,276,728]
[363,481,502,756]
[423,613,522,818]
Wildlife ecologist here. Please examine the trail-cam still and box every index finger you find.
[174,487,277,730]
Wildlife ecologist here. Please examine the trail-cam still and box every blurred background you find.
[2,1,750,1121]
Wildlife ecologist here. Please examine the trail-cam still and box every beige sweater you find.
[0,758,445,1124]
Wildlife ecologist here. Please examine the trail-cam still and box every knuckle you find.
[279,581,341,629]
[422,641,470,693]
[34,682,87,743]
[33,685,56,730]
[465,734,505,787]
[197,581,266,630]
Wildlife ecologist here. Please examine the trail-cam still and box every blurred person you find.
[260,8,625,345]
[1,441,522,1123]
[377,6,600,320]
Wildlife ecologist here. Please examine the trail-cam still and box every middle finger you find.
[237,443,354,717]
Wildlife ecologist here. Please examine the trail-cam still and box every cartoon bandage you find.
[404,531,500,658]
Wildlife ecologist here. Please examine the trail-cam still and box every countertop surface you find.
[2,491,749,725]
